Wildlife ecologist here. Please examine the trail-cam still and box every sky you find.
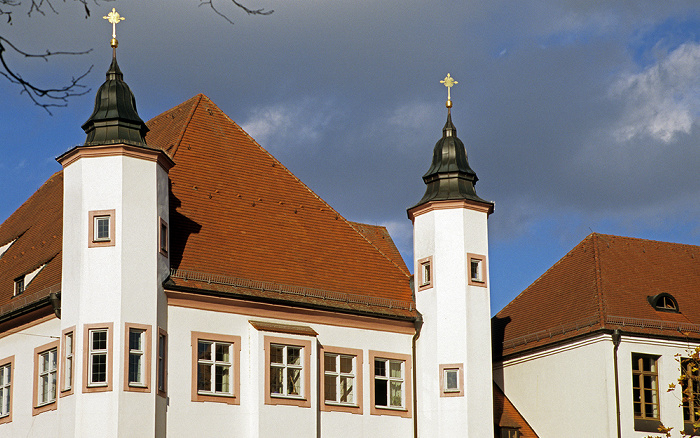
[2,0,700,315]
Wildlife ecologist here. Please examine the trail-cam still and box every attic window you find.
[500,428,520,438]
[14,276,25,296]
[0,239,15,259]
[647,293,679,313]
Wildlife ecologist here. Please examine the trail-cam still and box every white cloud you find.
[241,98,339,151]
[610,42,700,143]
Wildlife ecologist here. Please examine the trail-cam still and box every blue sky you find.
[2,0,700,315]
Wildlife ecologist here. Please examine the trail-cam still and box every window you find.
[682,358,700,432]
[191,332,240,404]
[632,353,661,432]
[264,336,312,407]
[13,276,24,296]
[417,256,433,291]
[88,210,115,247]
[648,293,679,313]
[0,356,13,424]
[33,341,59,415]
[369,350,412,418]
[500,427,520,438]
[83,323,113,393]
[159,218,168,256]
[467,253,487,287]
[157,328,167,397]
[124,323,151,392]
[321,346,363,414]
[440,363,464,397]
[61,327,75,396]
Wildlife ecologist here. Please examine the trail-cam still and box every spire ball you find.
[103,8,125,47]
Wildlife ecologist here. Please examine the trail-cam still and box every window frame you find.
[417,256,433,292]
[157,327,167,398]
[369,350,412,418]
[467,253,487,287]
[632,353,661,432]
[33,340,59,415]
[439,363,464,397]
[0,355,14,425]
[682,357,700,433]
[60,326,75,397]
[82,322,114,393]
[88,209,116,248]
[13,276,24,296]
[264,336,312,408]
[159,217,168,257]
[191,331,241,405]
[124,323,152,392]
[320,346,363,414]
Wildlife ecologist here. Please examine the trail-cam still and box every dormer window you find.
[88,210,115,248]
[647,293,679,313]
[14,276,25,296]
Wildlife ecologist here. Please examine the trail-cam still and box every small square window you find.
[88,210,115,248]
[417,256,433,291]
[13,277,24,296]
[439,363,464,397]
[467,253,487,287]
[159,218,168,256]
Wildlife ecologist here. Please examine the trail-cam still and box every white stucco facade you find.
[496,333,698,438]
[413,202,494,438]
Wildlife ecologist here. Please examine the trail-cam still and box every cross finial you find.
[103,8,125,47]
[440,73,458,108]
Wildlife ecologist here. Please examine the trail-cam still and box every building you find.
[493,233,700,437]
[0,29,539,436]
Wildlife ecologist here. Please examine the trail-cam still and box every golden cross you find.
[103,8,125,39]
[440,73,458,102]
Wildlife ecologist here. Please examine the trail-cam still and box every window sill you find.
[371,405,411,418]
[193,392,239,405]
[32,401,57,416]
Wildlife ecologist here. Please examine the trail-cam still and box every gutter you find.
[612,329,622,438]
[412,312,423,438]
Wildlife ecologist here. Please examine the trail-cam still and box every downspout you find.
[612,329,622,438]
[413,312,423,438]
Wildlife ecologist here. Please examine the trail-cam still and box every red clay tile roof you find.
[146,94,414,317]
[0,172,63,310]
[494,383,539,437]
[494,233,700,357]
[348,221,410,277]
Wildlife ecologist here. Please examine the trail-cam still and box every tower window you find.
[467,253,487,287]
[439,363,464,397]
[88,210,116,248]
[417,256,433,291]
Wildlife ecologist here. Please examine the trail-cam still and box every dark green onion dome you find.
[412,110,491,208]
[81,53,148,146]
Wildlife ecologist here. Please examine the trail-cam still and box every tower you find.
[409,74,494,437]
[56,10,172,437]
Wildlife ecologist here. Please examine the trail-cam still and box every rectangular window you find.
[369,350,412,418]
[83,323,113,393]
[88,210,116,248]
[0,356,13,424]
[13,276,24,296]
[417,256,433,291]
[157,328,167,397]
[320,346,363,414]
[191,332,240,404]
[439,363,464,397]
[683,358,700,430]
[264,336,312,407]
[159,218,168,256]
[467,253,487,287]
[61,327,75,396]
[33,341,59,415]
[124,323,151,392]
[632,353,661,432]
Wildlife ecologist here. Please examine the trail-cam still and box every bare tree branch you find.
[198,0,273,25]
[0,36,92,114]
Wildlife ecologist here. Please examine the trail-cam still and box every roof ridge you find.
[209,103,411,280]
[592,233,606,328]
[592,232,700,250]
[496,233,597,316]
[347,222,410,278]
[169,94,203,159]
